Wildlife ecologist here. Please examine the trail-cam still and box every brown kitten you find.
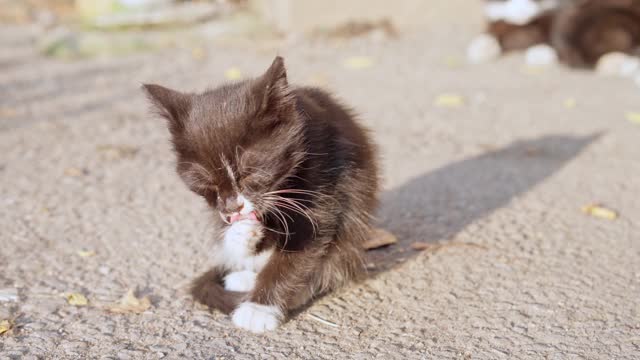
[143,57,378,332]
[468,0,562,64]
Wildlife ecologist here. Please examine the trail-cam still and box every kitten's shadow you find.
[366,133,600,274]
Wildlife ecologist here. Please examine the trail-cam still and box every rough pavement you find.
[1,13,640,360]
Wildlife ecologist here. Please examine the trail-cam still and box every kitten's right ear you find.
[142,84,191,132]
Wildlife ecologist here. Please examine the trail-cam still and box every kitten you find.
[143,57,379,332]
[468,0,561,64]
[469,0,640,74]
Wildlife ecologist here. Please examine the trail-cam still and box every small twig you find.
[307,313,339,328]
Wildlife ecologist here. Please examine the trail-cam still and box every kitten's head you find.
[144,57,305,224]
[485,0,560,25]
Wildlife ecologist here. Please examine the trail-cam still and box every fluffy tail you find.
[190,268,246,314]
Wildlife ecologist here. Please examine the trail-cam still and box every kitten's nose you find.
[224,197,244,214]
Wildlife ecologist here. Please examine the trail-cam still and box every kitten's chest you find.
[211,221,273,272]
[221,243,273,272]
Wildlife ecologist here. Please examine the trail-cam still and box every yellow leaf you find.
[77,250,96,257]
[343,56,374,70]
[106,289,151,314]
[66,293,88,306]
[522,66,545,75]
[564,98,577,109]
[434,94,465,108]
[64,167,85,177]
[191,47,205,61]
[582,204,618,220]
[307,73,328,87]
[443,56,461,68]
[0,320,13,335]
[224,67,243,80]
[625,112,640,124]
[363,228,397,250]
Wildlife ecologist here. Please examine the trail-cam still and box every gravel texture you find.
[1,10,639,360]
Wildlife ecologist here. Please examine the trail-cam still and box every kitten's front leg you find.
[231,249,322,333]
[224,270,256,292]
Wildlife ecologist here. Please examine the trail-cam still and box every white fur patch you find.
[485,0,558,26]
[525,44,559,66]
[596,52,640,77]
[224,270,257,292]
[237,194,254,215]
[211,217,274,273]
[467,33,502,64]
[232,302,283,333]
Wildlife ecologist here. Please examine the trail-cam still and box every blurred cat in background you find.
[468,0,640,85]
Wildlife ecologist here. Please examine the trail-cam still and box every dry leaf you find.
[66,293,88,306]
[77,250,96,257]
[582,204,618,220]
[106,289,151,314]
[434,94,465,108]
[0,319,13,335]
[191,47,205,61]
[224,67,243,80]
[0,107,17,117]
[96,144,139,160]
[564,98,577,109]
[343,56,374,70]
[625,112,640,124]
[410,242,432,251]
[64,167,86,177]
[363,228,397,250]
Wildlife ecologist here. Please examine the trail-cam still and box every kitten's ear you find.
[255,56,295,115]
[142,84,192,132]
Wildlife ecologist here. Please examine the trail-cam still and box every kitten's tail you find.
[190,268,245,314]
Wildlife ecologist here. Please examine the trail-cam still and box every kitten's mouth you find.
[221,211,259,224]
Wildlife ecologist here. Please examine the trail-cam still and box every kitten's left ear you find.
[142,83,192,134]
[255,56,295,114]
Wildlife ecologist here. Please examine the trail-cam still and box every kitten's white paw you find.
[224,270,256,292]
[467,34,502,64]
[232,302,283,333]
[525,44,558,66]
[596,52,640,77]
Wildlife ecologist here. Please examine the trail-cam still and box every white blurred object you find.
[0,288,18,302]
[596,52,640,77]
[467,33,502,64]
[485,0,558,26]
[525,44,559,66]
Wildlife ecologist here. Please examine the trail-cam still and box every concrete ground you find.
[1,6,639,360]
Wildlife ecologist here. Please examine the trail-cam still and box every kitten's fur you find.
[144,57,378,332]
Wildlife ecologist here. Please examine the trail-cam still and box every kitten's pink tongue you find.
[229,211,258,224]
[229,213,242,223]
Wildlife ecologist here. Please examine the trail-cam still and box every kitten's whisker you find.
[262,201,293,237]
[266,198,319,236]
